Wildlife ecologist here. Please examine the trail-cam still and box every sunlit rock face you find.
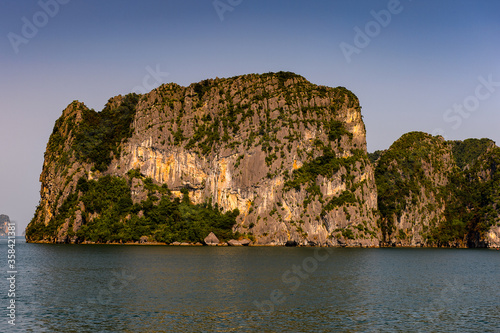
[26,72,380,246]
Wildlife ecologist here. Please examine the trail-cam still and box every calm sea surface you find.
[1,238,499,332]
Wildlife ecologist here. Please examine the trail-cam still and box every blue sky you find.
[1,0,499,233]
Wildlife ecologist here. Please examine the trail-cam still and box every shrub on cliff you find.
[73,176,239,244]
[73,93,140,172]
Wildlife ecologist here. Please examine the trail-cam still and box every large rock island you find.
[25,72,500,247]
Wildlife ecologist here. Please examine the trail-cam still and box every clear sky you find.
[1,0,499,234]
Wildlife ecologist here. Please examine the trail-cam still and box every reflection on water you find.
[1,239,499,332]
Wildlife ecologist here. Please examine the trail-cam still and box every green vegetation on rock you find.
[451,138,494,170]
[73,94,140,171]
[375,132,500,247]
[27,71,372,246]
[26,174,239,244]
[437,143,500,246]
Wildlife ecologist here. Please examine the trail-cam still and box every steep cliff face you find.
[375,132,454,246]
[26,72,380,246]
[451,139,500,248]
[375,134,500,248]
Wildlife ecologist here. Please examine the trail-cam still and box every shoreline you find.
[23,239,500,249]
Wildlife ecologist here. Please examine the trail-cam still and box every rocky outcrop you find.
[456,140,500,248]
[26,72,380,246]
[486,226,500,248]
[227,239,252,246]
[375,132,454,246]
[240,239,251,246]
[375,134,500,247]
[204,232,219,246]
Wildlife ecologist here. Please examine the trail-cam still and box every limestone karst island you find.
[25,72,500,248]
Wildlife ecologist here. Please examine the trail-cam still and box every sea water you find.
[1,238,499,332]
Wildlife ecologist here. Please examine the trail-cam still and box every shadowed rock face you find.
[374,133,455,246]
[25,72,380,246]
[375,134,500,248]
[0,215,9,236]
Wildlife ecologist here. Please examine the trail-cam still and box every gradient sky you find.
[1,0,499,234]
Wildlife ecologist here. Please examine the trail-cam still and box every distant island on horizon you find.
[24,72,500,248]
[0,214,10,237]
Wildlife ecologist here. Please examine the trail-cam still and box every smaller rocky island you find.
[0,215,11,237]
